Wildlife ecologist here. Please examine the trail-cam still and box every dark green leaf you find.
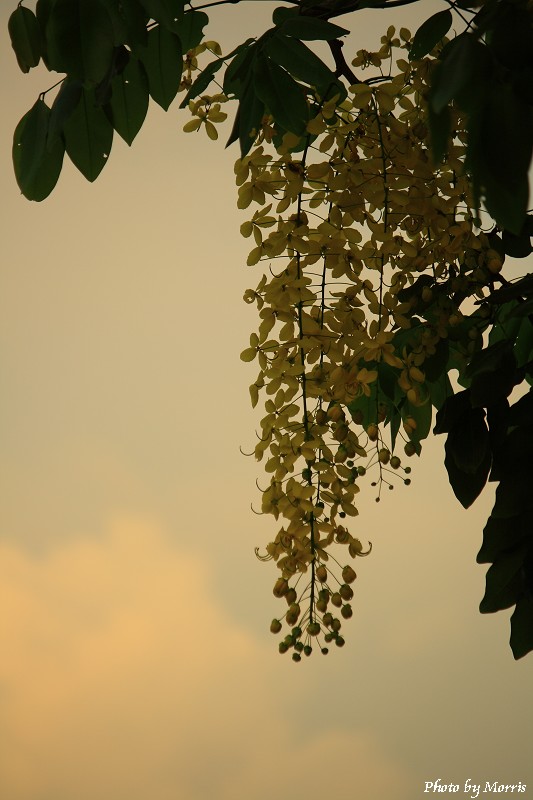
[430,34,475,114]
[508,390,533,428]
[477,513,533,564]
[116,0,149,49]
[106,57,149,145]
[502,219,533,258]
[173,10,208,50]
[427,93,451,165]
[46,0,116,85]
[490,425,533,483]
[48,79,83,147]
[427,373,452,414]
[474,81,533,235]
[480,547,526,613]
[272,6,299,25]
[265,33,344,100]
[510,594,533,659]
[377,362,398,403]
[482,170,529,238]
[507,315,533,366]
[492,470,533,520]
[253,55,309,136]
[424,338,450,383]
[180,41,254,108]
[409,9,452,61]
[139,0,186,28]
[94,45,131,106]
[139,25,182,110]
[13,99,65,201]
[444,444,491,508]
[234,80,265,157]
[64,88,113,181]
[279,16,349,41]
[36,0,55,30]
[434,389,471,434]
[446,409,489,474]
[9,6,42,72]
[466,340,517,407]
[223,43,258,99]
[99,0,129,45]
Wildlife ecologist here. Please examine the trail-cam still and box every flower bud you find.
[367,423,379,441]
[315,409,328,425]
[342,565,357,584]
[316,564,328,582]
[341,604,353,619]
[270,618,282,634]
[378,448,390,464]
[339,583,354,601]
[404,441,416,457]
[327,404,345,423]
[286,603,301,625]
[285,588,297,605]
[273,578,289,598]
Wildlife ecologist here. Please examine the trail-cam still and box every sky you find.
[1,2,532,800]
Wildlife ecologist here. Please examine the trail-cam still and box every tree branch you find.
[328,39,361,84]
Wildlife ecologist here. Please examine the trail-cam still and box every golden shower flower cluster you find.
[236,29,498,659]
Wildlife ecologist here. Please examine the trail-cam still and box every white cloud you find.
[0,517,414,800]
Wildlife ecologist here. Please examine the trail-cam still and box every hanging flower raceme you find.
[236,29,497,659]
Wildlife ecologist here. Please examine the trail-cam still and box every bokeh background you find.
[1,2,532,799]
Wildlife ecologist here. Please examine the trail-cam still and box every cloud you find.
[0,518,414,800]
